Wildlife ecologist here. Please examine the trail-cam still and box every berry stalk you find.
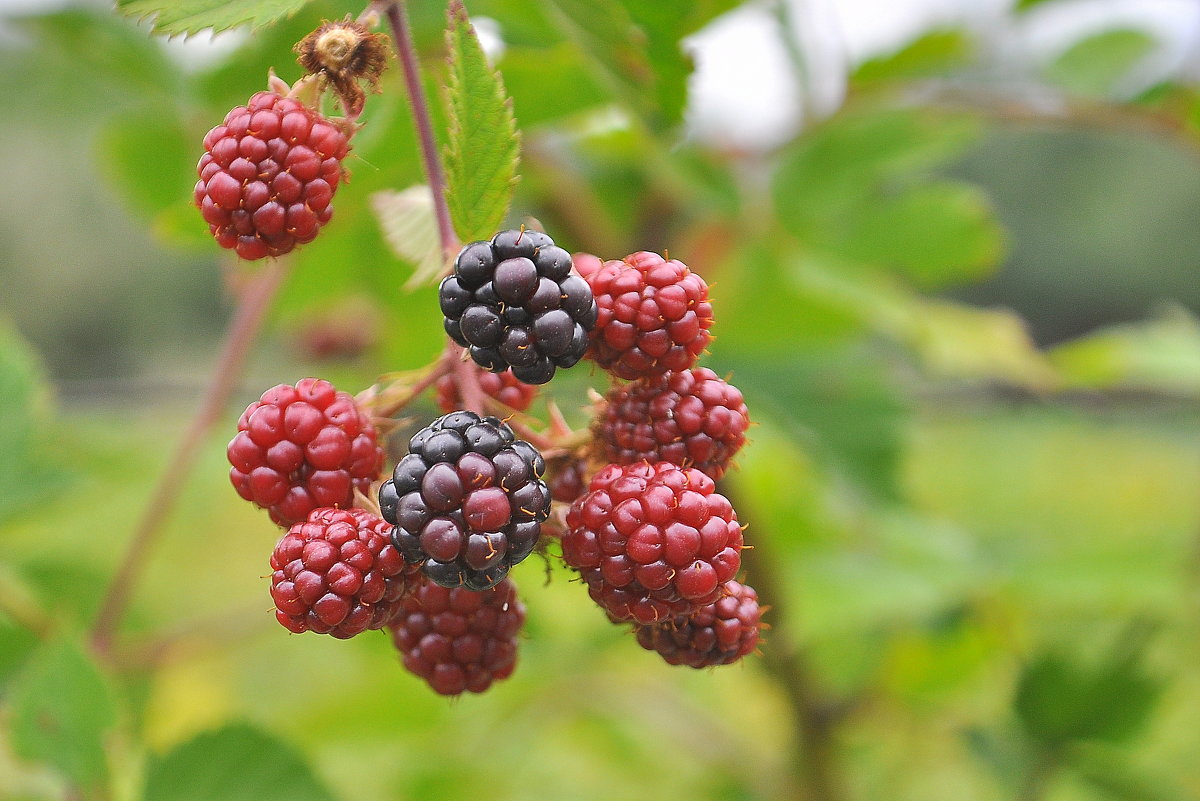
[383,0,458,261]
[90,258,291,659]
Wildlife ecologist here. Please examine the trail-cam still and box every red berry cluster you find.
[558,249,762,668]
[195,90,349,260]
[227,378,384,527]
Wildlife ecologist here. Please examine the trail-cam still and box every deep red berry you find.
[562,461,743,624]
[378,412,551,591]
[228,377,384,527]
[270,507,420,638]
[634,580,761,667]
[580,251,713,380]
[441,230,598,384]
[195,91,350,260]
[388,576,525,695]
[546,453,590,505]
[597,368,750,480]
[434,366,538,414]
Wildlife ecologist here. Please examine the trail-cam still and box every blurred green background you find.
[2,0,1199,800]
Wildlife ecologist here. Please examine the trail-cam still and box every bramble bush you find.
[1,1,1199,800]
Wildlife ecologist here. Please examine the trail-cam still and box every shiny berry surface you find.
[634,580,761,667]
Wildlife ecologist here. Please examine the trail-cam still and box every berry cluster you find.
[440,230,598,384]
[378,412,551,592]
[206,28,760,695]
[227,378,384,527]
[195,90,349,260]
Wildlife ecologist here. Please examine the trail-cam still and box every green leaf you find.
[443,0,521,244]
[9,637,118,791]
[0,319,56,524]
[1069,742,1190,801]
[1049,306,1200,393]
[143,723,336,801]
[836,180,1006,288]
[1015,626,1162,746]
[498,44,608,127]
[99,110,196,220]
[852,29,974,84]
[542,0,658,123]
[1045,29,1158,98]
[116,0,317,36]
[371,185,445,289]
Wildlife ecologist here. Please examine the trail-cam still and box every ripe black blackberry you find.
[562,461,744,625]
[388,576,525,695]
[378,411,551,591]
[634,580,762,667]
[269,507,420,638]
[440,229,598,385]
[597,367,750,480]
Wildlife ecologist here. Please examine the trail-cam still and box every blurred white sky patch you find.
[684,0,1200,150]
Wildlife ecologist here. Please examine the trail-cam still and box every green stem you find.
[90,259,290,660]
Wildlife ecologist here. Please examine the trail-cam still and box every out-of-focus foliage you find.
[1,0,1199,800]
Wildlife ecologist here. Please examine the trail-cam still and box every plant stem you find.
[90,259,290,660]
[384,0,458,261]
[730,486,852,801]
[383,0,490,415]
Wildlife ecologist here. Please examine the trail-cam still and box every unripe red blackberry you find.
[597,368,750,480]
[270,507,420,639]
[546,453,590,505]
[227,378,384,527]
[440,230,598,384]
[434,365,538,414]
[582,251,713,380]
[388,576,525,695]
[378,412,551,591]
[634,580,761,667]
[194,91,350,260]
[562,462,743,624]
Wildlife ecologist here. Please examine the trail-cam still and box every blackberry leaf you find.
[117,0,315,36]
[443,0,520,244]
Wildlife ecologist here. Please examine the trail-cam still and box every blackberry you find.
[227,378,384,527]
[434,365,538,414]
[634,580,761,667]
[440,230,598,384]
[269,507,420,638]
[378,412,551,591]
[195,91,349,260]
[562,461,743,624]
[583,251,713,380]
[388,576,525,695]
[597,368,750,480]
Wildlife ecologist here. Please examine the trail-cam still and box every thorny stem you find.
[90,259,290,660]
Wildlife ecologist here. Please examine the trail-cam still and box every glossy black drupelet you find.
[378,412,552,591]
[440,230,598,385]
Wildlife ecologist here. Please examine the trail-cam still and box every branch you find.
[90,259,290,660]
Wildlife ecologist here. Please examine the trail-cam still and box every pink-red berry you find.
[195,91,349,260]
[228,378,384,527]
[434,366,538,414]
[562,461,743,624]
[597,368,750,480]
[579,251,713,380]
[634,580,761,667]
[270,507,420,639]
[388,577,525,695]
